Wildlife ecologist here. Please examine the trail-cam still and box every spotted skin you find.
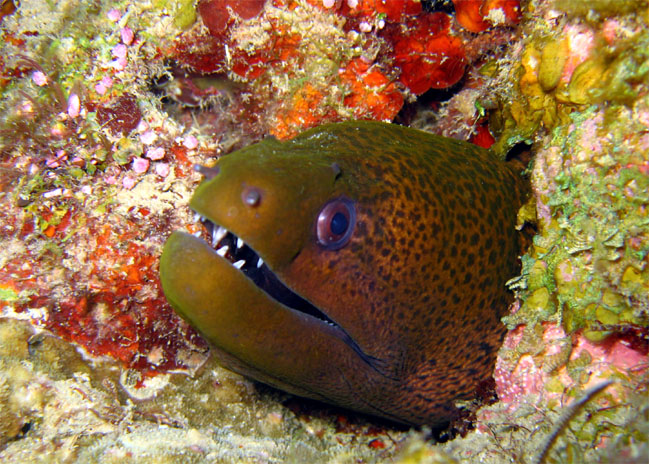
[160,121,529,426]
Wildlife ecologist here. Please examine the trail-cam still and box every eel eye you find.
[316,198,356,250]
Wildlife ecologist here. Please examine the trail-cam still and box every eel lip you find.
[189,212,344,330]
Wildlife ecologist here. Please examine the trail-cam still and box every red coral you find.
[0,0,17,23]
[340,58,403,121]
[270,82,331,139]
[387,13,466,95]
[269,57,403,139]
[96,94,142,136]
[165,2,487,138]
[46,222,209,372]
[453,0,521,33]
[368,438,386,449]
[198,0,267,36]
[168,142,195,177]
[41,208,73,238]
[167,33,225,74]
[470,122,495,148]
[0,201,209,376]
[170,0,271,75]
[338,0,422,21]
[304,0,422,21]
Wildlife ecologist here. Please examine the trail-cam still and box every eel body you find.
[159,120,529,426]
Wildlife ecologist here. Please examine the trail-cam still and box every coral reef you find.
[163,0,519,139]
[0,0,647,461]
[395,0,649,462]
[0,318,410,461]
[493,0,648,412]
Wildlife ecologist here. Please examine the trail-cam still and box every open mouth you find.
[192,212,339,327]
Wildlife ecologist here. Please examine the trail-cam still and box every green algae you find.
[496,2,649,342]
[506,103,649,338]
[477,2,649,462]
[0,288,18,303]
[592,33,649,104]
[172,0,197,30]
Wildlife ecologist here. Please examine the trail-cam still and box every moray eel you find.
[159,120,529,426]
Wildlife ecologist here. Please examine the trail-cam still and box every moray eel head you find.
[160,121,529,426]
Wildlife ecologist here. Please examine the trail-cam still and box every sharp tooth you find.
[216,246,228,257]
[257,257,264,268]
[193,231,201,237]
[237,237,244,249]
[233,260,245,269]
[193,213,201,222]
[213,226,227,245]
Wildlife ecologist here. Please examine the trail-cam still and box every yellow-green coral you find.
[478,3,649,462]
[506,101,649,338]
[171,0,197,30]
[492,1,649,154]
[496,0,649,342]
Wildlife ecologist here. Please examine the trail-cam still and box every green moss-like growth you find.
[487,4,648,460]
[592,32,649,104]
[173,0,197,30]
[493,1,649,342]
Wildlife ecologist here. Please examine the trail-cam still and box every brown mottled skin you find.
[160,121,529,426]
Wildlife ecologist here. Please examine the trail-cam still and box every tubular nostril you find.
[242,186,261,207]
[193,164,220,179]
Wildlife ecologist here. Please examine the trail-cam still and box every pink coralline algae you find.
[132,157,150,174]
[145,147,165,161]
[182,135,198,150]
[121,26,134,45]
[494,322,648,410]
[122,176,137,190]
[155,162,170,177]
[107,8,121,22]
[558,23,596,86]
[67,93,81,118]
[31,70,47,86]
[95,75,113,95]
[140,130,157,145]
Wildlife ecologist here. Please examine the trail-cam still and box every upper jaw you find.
[193,211,265,275]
